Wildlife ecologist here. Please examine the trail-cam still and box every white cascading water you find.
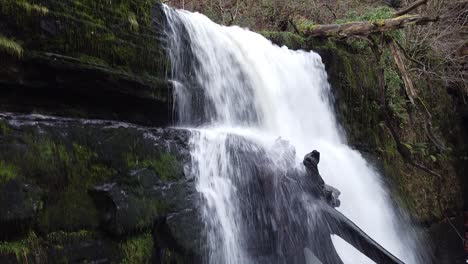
[162,5,425,264]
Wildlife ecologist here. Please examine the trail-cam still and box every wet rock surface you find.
[0,52,172,126]
[0,113,201,263]
[0,180,42,240]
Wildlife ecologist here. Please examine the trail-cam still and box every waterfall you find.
[162,5,425,264]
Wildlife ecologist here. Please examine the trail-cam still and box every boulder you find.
[0,113,200,262]
[0,180,41,239]
[90,168,204,258]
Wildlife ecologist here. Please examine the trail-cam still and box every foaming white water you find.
[163,5,423,264]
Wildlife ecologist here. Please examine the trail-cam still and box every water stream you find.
[162,5,425,264]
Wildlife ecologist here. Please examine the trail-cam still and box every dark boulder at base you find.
[0,180,42,240]
[90,168,204,260]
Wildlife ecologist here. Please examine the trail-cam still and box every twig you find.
[394,0,429,17]
[289,19,300,35]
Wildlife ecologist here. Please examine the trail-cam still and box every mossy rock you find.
[0,1,172,126]
[120,232,154,264]
[126,152,184,182]
[0,113,197,262]
[0,0,167,76]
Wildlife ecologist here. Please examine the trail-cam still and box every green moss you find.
[294,16,316,33]
[126,152,182,182]
[1,0,167,76]
[18,135,116,232]
[0,120,12,135]
[78,54,109,66]
[21,136,70,185]
[17,1,49,16]
[120,232,153,264]
[46,230,96,244]
[375,19,385,27]
[134,197,168,231]
[38,187,100,232]
[0,35,23,58]
[0,232,41,262]
[260,31,305,50]
[0,160,18,185]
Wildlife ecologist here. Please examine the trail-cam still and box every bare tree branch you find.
[394,0,429,17]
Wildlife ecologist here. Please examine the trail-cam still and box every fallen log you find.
[321,205,405,264]
[298,15,437,38]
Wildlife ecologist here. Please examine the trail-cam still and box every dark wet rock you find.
[0,180,42,239]
[303,150,325,192]
[45,231,121,264]
[90,167,204,258]
[323,184,341,208]
[302,150,341,208]
[428,216,464,264]
[0,52,172,126]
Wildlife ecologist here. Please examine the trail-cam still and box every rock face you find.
[0,0,171,126]
[0,113,201,263]
[0,52,171,126]
[0,1,206,262]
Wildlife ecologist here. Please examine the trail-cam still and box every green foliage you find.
[128,12,139,32]
[0,121,12,135]
[0,35,23,58]
[1,0,49,17]
[260,31,305,50]
[0,232,41,262]
[120,232,153,264]
[17,1,49,15]
[344,39,371,52]
[295,16,316,32]
[381,48,409,124]
[0,160,17,185]
[337,6,394,24]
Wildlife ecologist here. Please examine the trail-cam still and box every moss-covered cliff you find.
[0,1,199,263]
[0,0,171,125]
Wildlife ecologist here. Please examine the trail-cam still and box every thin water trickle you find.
[162,5,425,264]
